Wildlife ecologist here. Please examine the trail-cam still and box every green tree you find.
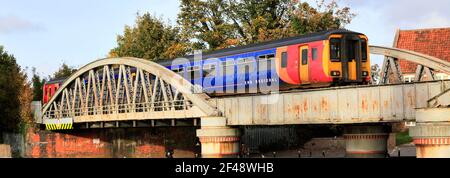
[110,13,189,61]
[50,63,77,80]
[290,0,355,34]
[178,0,355,51]
[178,0,237,50]
[0,46,31,138]
[31,67,46,101]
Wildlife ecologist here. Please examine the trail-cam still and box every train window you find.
[178,67,184,75]
[266,54,275,70]
[302,49,308,65]
[347,40,356,60]
[202,64,210,77]
[258,54,275,71]
[237,59,246,74]
[222,61,227,76]
[330,38,341,61]
[312,48,318,60]
[361,40,368,62]
[222,60,235,76]
[281,52,288,68]
[189,66,201,80]
[203,64,217,77]
[203,64,216,77]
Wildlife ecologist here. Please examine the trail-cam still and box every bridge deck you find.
[211,80,450,125]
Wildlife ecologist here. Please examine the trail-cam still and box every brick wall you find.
[25,126,199,158]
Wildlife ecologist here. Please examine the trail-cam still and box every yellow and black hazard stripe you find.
[45,123,73,130]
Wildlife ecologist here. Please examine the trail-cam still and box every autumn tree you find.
[110,13,189,61]
[290,0,355,35]
[178,0,356,51]
[111,0,356,59]
[0,46,32,142]
[50,63,77,80]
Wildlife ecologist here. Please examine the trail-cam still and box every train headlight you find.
[331,71,341,76]
[362,71,369,77]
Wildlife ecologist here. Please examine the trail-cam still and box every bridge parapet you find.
[212,80,450,125]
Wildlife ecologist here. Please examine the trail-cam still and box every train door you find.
[340,35,362,82]
[299,45,309,84]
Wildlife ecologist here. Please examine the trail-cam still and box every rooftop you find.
[395,27,450,74]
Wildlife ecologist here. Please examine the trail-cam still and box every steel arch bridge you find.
[41,57,218,129]
[40,46,450,130]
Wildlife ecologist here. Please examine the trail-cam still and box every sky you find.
[0,0,449,78]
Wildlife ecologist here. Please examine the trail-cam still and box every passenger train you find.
[43,29,371,104]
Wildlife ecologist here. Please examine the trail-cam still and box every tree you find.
[371,64,381,84]
[178,0,355,51]
[50,63,77,80]
[0,46,31,138]
[31,67,46,101]
[290,0,356,35]
[110,13,189,61]
[178,0,237,50]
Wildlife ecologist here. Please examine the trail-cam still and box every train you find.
[43,29,371,104]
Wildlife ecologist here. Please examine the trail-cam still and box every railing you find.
[43,100,193,119]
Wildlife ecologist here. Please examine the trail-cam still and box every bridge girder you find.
[370,45,450,84]
[41,57,218,125]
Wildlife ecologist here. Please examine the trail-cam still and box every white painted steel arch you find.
[42,57,217,123]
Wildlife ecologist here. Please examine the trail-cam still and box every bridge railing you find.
[43,100,194,120]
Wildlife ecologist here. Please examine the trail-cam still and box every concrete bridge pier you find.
[410,108,450,158]
[343,125,391,158]
[196,117,241,158]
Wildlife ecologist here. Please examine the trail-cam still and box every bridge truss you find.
[41,57,217,129]
[39,46,450,130]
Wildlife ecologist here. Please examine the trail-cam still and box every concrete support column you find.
[343,125,390,158]
[196,117,240,158]
[409,108,450,158]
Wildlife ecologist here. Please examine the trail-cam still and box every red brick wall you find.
[25,127,198,158]
[396,28,450,74]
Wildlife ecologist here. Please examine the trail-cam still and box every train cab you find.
[43,78,66,104]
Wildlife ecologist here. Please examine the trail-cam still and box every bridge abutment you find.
[410,108,450,158]
[196,117,241,158]
[343,125,391,158]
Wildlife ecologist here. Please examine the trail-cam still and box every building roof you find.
[395,27,450,74]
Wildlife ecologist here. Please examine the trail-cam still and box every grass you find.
[396,131,413,146]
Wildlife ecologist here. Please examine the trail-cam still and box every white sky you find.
[0,0,449,78]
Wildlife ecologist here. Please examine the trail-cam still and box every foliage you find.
[0,46,32,137]
[111,0,356,59]
[109,13,189,61]
[290,0,355,35]
[31,67,46,101]
[396,131,413,146]
[178,0,356,51]
[371,64,381,84]
[178,0,292,50]
[50,63,77,80]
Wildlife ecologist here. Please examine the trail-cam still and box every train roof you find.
[45,78,67,84]
[158,29,364,66]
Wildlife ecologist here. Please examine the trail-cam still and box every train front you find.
[325,31,371,85]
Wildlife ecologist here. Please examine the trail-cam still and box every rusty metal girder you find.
[213,80,450,125]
